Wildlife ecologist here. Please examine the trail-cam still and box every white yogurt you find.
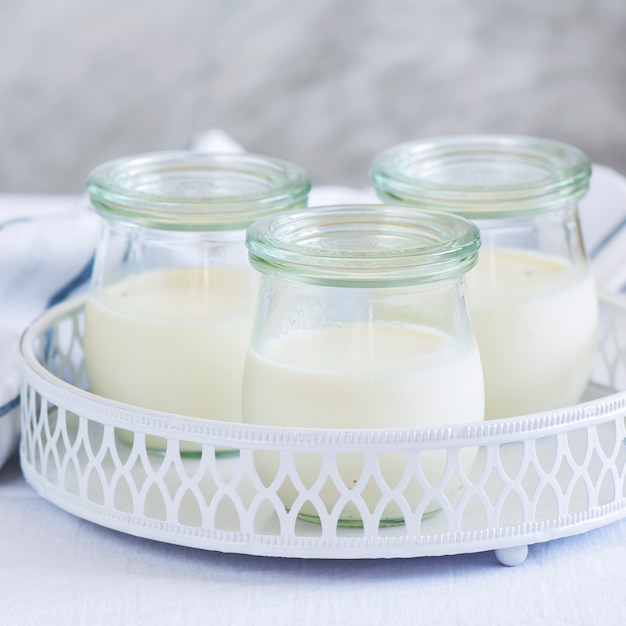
[466,248,598,420]
[242,322,484,523]
[83,266,258,450]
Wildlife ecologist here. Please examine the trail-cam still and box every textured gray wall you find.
[1,0,625,193]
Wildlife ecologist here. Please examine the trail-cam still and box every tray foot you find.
[494,545,528,567]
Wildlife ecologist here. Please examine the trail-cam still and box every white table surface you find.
[3,175,626,625]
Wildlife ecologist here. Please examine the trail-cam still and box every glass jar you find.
[371,134,598,420]
[83,151,310,454]
[242,204,484,525]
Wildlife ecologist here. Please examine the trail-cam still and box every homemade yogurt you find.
[84,266,257,449]
[370,134,599,421]
[466,248,598,419]
[242,204,484,525]
[83,150,311,455]
[243,321,484,523]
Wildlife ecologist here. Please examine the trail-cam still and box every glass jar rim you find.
[370,134,591,218]
[246,204,480,287]
[86,151,311,231]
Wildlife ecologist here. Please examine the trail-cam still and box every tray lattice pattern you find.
[19,294,626,559]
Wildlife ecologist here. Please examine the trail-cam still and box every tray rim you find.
[19,458,626,560]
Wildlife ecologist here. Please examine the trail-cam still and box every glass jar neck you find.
[87,151,311,231]
[246,205,480,287]
[470,203,589,270]
[370,134,591,220]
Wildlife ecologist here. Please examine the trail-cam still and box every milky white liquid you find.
[242,323,484,524]
[83,267,257,452]
[466,249,598,420]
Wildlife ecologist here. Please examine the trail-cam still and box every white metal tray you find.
[19,292,626,566]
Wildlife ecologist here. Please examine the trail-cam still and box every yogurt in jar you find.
[84,266,258,450]
[242,321,484,523]
[466,248,598,420]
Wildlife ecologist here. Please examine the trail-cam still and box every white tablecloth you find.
[3,163,626,625]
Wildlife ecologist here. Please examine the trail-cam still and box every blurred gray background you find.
[1,0,625,193]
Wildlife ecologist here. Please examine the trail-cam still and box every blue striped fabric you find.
[588,216,626,260]
[47,255,95,309]
[0,394,19,419]
[0,208,100,334]
[0,200,100,469]
[578,164,626,293]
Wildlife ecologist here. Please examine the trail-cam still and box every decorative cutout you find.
[214,496,241,532]
[482,467,505,507]
[359,475,384,516]
[113,476,134,514]
[568,428,589,466]
[418,502,449,535]
[535,485,559,522]
[254,499,282,535]
[498,491,525,527]
[294,451,322,490]
[556,457,575,494]
[253,449,281,489]
[567,476,590,514]
[144,483,167,521]
[86,466,105,505]
[521,459,541,501]
[596,470,616,507]
[537,435,558,474]
[63,456,80,497]
[598,420,618,459]
[177,489,203,527]
[317,476,341,516]
[588,448,604,485]
[296,499,326,527]
[460,494,488,532]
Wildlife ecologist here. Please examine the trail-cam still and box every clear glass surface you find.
[242,204,485,526]
[371,135,598,420]
[83,151,310,454]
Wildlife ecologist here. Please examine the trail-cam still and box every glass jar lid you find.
[87,151,311,230]
[246,204,480,287]
[370,134,591,218]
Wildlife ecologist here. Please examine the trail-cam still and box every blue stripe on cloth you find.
[588,215,626,260]
[0,216,30,230]
[42,254,94,362]
[46,254,95,309]
[0,394,19,418]
[43,328,54,364]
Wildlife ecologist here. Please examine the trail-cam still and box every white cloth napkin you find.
[0,327,20,468]
[580,164,626,292]
[1,130,626,472]
[0,200,101,469]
